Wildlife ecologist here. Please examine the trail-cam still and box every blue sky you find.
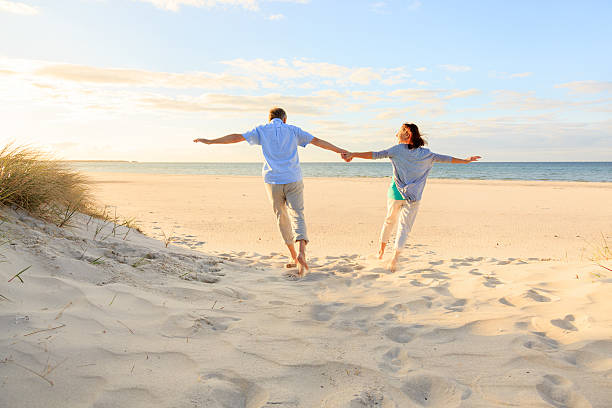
[1,0,610,161]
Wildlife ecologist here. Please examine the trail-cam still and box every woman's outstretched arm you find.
[451,156,481,163]
[342,152,373,161]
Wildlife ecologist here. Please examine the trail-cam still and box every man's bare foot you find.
[296,253,309,277]
[285,260,297,268]
[387,256,399,272]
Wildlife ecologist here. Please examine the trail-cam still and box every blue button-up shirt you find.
[243,118,314,184]
[373,145,452,201]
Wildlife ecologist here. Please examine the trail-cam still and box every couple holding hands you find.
[194,107,480,277]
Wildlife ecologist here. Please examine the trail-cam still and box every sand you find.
[85,173,611,260]
[1,174,611,407]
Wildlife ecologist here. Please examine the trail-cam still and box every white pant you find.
[380,199,420,251]
[264,181,308,244]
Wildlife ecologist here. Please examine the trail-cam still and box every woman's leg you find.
[389,201,421,271]
[379,199,403,259]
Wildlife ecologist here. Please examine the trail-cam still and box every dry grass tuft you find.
[586,234,611,276]
[0,143,92,225]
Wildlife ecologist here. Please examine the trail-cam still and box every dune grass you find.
[0,143,92,225]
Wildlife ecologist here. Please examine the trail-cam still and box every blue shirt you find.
[373,146,452,201]
[243,118,314,184]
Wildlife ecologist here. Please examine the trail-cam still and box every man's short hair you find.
[269,107,287,121]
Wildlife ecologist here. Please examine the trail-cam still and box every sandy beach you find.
[86,173,612,260]
[1,174,611,407]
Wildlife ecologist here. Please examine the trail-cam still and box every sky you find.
[0,0,611,162]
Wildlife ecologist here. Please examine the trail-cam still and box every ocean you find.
[67,161,612,183]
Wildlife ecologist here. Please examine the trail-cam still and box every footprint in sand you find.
[566,340,612,372]
[311,302,345,322]
[379,347,419,374]
[401,373,471,407]
[525,289,551,302]
[444,299,467,312]
[522,335,560,352]
[321,387,398,407]
[483,276,503,288]
[384,325,422,343]
[536,374,592,408]
[161,313,241,338]
[92,387,158,408]
[186,372,269,408]
[551,314,578,331]
[394,298,433,314]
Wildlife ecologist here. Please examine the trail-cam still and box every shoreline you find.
[85,172,612,186]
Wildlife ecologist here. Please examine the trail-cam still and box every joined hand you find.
[341,152,354,162]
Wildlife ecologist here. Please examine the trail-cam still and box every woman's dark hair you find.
[398,123,427,149]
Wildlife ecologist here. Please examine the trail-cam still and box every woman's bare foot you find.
[378,242,387,260]
[296,253,309,277]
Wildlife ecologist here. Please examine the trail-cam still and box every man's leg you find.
[264,183,296,265]
[389,200,421,272]
[379,199,403,259]
[296,239,308,277]
[284,181,309,276]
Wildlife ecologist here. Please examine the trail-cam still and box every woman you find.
[342,123,480,271]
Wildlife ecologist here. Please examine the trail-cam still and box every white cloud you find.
[0,0,39,15]
[414,67,427,72]
[509,72,532,78]
[490,71,533,79]
[35,63,258,90]
[444,88,480,99]
[390,88,481,102]
[347,67,382,85]
[351,90,384,103]
[370,1,387,14]
[222,58,403,86]
[135,0,258,11]
[134,0,308,11]
[389,89,444,101]
[440,64,472,72]
[411,79,429,86]
[267,13,284,20]
[491,90,575,111]
[555,80,612,94]
[407,1,421,10]
[139,92,341,115]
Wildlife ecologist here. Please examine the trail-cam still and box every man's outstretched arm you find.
[193,134,245,144]
[310,137,347,154]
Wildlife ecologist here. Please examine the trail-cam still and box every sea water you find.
[67,161,612,183]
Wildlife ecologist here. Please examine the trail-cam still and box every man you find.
[194,107,347,277]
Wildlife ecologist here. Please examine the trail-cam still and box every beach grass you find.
[0,143,92,224]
